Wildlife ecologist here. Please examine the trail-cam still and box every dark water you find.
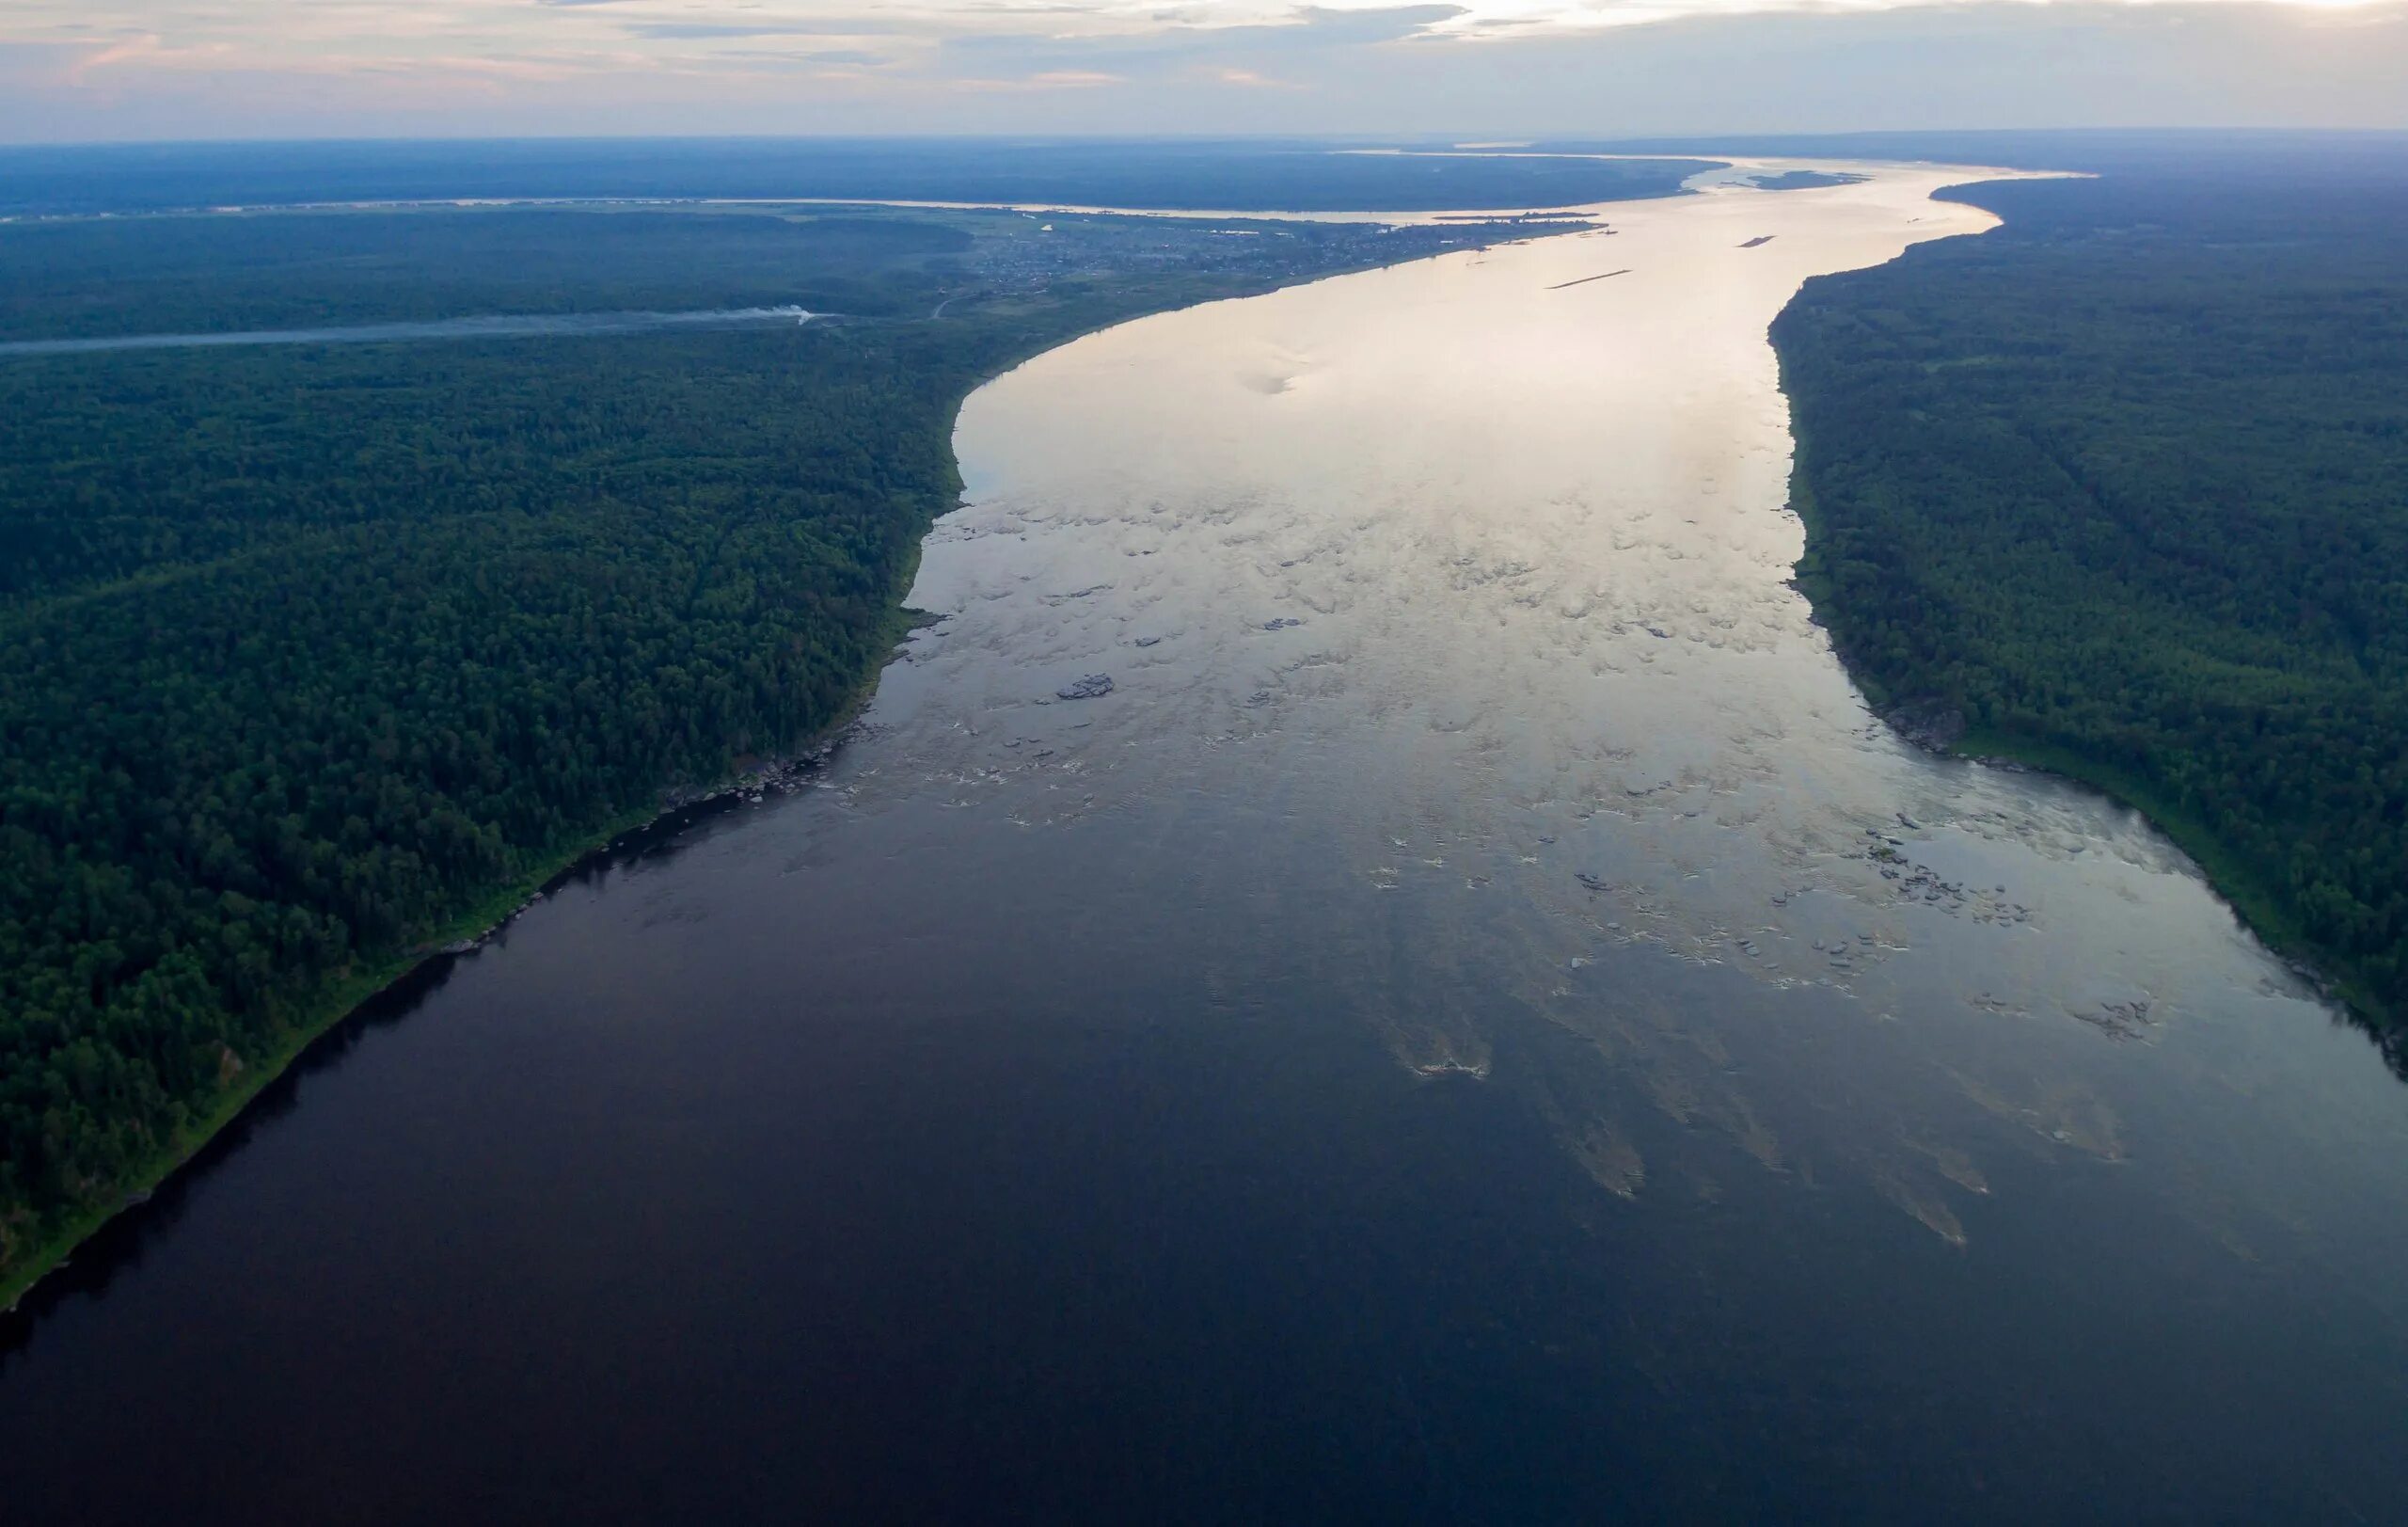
[0,307,816,358]
[5,163,2406,1523]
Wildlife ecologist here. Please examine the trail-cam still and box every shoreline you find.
[1798,553,2389,1048]
[1940,724,2375,1026]
[1769,217,2391,1059]
[0,594,924,1317]
[0,221,1579,1316]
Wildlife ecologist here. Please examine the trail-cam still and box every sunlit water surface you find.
[5,163,2406,1523]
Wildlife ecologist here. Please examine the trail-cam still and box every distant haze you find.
[4,1,2406,142]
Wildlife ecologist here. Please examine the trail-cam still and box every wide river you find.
[6,162,2406,1522]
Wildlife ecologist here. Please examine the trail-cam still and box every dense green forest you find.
[0,201,1541,1301]
[1774,158,2408,1058]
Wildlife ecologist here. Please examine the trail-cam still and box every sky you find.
[4,0,2405,142]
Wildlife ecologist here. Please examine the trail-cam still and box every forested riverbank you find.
[1773,151,2408,1058]
[0,199,1574,1306]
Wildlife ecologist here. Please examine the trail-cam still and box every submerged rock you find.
[1055,674,1116,700]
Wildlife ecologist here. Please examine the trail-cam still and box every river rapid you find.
[4,162,2405,1522]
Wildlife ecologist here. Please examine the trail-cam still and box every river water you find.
[5,163,2406,1522]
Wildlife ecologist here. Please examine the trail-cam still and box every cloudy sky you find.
[5,0,2404,141]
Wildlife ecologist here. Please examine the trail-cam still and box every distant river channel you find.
[5,162,2405,1523]
[0,305,816,357]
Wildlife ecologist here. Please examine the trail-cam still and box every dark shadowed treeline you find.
[1775,154,2408,1047]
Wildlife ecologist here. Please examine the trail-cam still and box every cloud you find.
[930,1,1472,80]
[1285,5,1467,42]
[2,0,2405,139]
[64,32,157,84]
[626,24,842,39]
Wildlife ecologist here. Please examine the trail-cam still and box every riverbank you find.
[1771,161,2408,1057]
[0,581,942,1314]
[1785,423,2378,1031]
[0,214,1608,1313]
[1946,727,2378,1014]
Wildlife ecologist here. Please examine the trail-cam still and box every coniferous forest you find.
[0,200,1546,1298]
[1775,156,2408,1055]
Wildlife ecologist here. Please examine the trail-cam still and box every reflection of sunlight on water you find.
[829,161,2408,1254]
